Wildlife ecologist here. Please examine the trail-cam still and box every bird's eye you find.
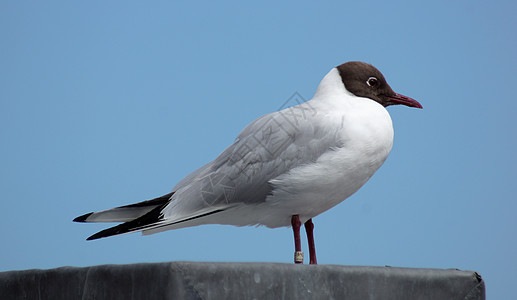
[366,77,378,87]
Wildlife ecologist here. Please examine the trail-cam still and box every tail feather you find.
[73,192,174,223]
[86,204,167,240]
[75,191,231,241]
[86,207,227,241]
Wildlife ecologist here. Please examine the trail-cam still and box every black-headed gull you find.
[74,61,422,264]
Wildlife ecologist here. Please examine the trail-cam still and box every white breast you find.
[256,72,394,228]
[164,68,396,230]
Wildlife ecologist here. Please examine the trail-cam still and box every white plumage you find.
[74,61,421,258]
[151,68,394,232]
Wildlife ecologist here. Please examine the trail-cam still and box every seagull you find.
[74,61,422,264]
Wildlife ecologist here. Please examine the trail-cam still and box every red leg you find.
[291,215,303,264]
[304,219,317,265]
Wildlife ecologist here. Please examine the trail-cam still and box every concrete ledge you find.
[0,262,485,299]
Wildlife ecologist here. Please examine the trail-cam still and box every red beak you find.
[388,93,423,109]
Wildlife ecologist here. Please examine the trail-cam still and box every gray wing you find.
[77,102,347,238]
[172,161,213,191]
[165,101,343,217]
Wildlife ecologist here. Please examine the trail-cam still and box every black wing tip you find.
[86,231,109,241]
[84,207,227,241]
[86,224,132,241]
[121,192,174,208]
[73,212,93,223]
[85,204,167,241]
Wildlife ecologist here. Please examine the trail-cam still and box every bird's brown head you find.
[336,61,422,109]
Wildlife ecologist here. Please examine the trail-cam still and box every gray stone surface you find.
[0,262,484,300]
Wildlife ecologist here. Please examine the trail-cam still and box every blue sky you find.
[1,1,515,298]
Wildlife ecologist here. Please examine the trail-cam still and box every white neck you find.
[313,68,352,100]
